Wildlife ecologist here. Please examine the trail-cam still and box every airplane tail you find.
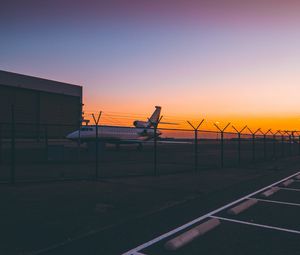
[133,106,161,128]
[148,106,161,126]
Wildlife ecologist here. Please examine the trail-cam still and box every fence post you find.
[283,131,291,156]
[214,122,231,168]
[92,112,102,180]
[96,123,99,179]
[289,133,292,156]
[232,125,247,166]
[298,134,300,156]
[277,131,284,157]
[11,105,16,184]
[262,129,271,161]
[271,130,278,159]
[263,134,266,160]
[252,134,255,161]
[221,131,224,166]
[0,123,2,165]
[77,121,81,161]
[296,131,300,156]
[187,119,205,173]
[284,131,292,156]
[154,124,158,176]
[36,120,40,143]
[247,127,261,162]
[291,130,297,155]
[272,132,276,159]
[194,129,198,171]
[44,125,48,161]
[148,116,163,176]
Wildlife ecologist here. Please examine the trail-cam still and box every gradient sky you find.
[1,0,300,131]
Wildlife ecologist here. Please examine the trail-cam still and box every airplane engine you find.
[133,121,148,128]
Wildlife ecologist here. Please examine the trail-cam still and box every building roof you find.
[0,70,82,98]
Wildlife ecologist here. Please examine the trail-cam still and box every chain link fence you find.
[0,121,300,183]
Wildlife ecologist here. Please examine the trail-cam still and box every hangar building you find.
[0,70,83,137]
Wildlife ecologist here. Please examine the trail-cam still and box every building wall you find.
[0,71,82,138]
[0,84,81,123]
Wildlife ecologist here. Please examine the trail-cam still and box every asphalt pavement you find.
[41,169,300,255]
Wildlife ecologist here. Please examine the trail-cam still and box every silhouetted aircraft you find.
[66,106,162,149]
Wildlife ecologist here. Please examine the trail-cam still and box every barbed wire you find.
[82,109,300,134]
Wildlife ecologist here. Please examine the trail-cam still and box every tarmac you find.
[130,172,300,255]
[0,157,299,254]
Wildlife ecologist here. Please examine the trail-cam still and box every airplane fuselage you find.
[66,125,161,144]
[66,106,162,147]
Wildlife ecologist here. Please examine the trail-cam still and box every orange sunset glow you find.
[2,0,300,132]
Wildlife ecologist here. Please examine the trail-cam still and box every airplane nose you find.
[66,132,74,139]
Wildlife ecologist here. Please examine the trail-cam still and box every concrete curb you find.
[227,199,258,215]
[260,187,280,198]
[164,218,220,251]
[281,179,294,187]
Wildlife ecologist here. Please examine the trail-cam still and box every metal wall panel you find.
[0,84,81,138]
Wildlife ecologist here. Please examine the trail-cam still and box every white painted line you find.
[122,171,300,255]
[279,187,300,192]
[211,216,300,235]
[132,252,147,255]
[254,198,300,207]
[260,187,280,198]
[164,219,220,251]
[227,199,258,215]
[281,179,295,187]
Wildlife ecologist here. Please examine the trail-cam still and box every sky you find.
[1,0,300,131]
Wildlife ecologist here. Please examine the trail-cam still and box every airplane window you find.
[80,128,93,131]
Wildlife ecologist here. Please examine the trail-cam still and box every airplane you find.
[66,106,162,150]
